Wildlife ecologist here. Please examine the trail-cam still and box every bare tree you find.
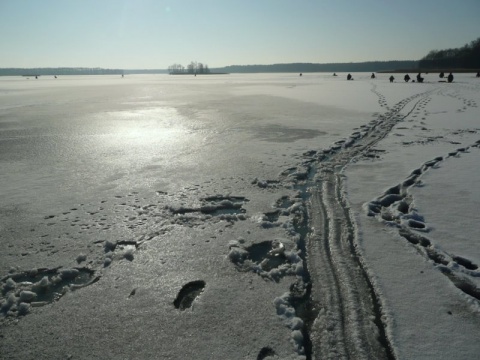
[168,63,185,74]
[187,61,197,74]
[169,61,210,75]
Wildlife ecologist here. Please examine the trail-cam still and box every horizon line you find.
[0,60,420,71]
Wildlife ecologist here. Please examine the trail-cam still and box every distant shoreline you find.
[378,68,480,74]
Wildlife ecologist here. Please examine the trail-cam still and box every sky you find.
[1,0,479,69]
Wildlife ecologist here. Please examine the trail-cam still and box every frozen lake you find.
[1,73,479,359]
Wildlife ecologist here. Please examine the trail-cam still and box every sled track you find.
[306,88,437,359]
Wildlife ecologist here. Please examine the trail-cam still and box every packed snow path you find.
[306,87,437,359]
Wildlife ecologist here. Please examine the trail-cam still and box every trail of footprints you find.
[365,140,480,301]
[179,89,479,355]
[234,91,444,357]
[1,176,308,322]
[0,190,254,318]
[259,89,480,357]
[234,101,430,356]
[1,179,310,356]
[371,84,389,109]
[440,88,478,113]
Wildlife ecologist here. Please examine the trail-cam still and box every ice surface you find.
[1,73,479,359]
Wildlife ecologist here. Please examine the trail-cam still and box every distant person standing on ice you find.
[347,73,353,80]
[389,75,395,83]
[371,73,375,79]
[416,73,424,83]
[404,74,411,82]
[477,72,480,78]
[447,73,454,83]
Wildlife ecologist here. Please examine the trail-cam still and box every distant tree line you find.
[168,61,210,74]
[419,38,480,69]
[212,61,419,73]
[0,67,124,76]
[123,69,168,74]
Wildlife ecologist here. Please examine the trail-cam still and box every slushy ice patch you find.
[228,239,303,282]
[276,195,295,210]
[169,195,248,215]
[250,195,305,233]
[167,195,249,223]
[173,280,206,310]
[1,267,98,316]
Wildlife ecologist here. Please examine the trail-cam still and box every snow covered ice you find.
[0,73,479,359]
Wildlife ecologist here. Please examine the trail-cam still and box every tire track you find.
[306,87,437,359]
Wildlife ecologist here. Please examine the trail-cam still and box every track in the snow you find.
[305,86,437,359]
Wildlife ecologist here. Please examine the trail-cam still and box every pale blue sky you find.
[1,0,479,69]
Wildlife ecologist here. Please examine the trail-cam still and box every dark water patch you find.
[173,280,206,310]
[252,124,327,143]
